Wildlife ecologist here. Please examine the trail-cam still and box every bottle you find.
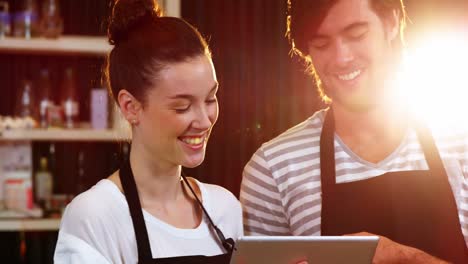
[61,68,79,129]
[15,79,36,119]
[38,69,53,128]
[34,156,53,210]
[48,143,56,187]
[91,88,109,129]
[13,0,40,39]
[40,0,63,38]
[0,2,11,38]
[76,150,85,194]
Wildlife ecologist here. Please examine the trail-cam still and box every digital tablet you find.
[230,236,379,264]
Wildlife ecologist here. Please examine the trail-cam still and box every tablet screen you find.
[230,236,379,264]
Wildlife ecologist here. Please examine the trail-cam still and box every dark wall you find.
[181,0,323,196]
[0,1,466,263]
[181,0,468,196]
[3,0,466,198]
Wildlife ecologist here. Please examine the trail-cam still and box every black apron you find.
[119,158,235,264]
[320,109,468,264]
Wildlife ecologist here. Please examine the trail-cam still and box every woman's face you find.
[136,55,219,169]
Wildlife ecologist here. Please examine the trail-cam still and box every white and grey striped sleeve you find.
[240,147,291,236]
[457,131,468,245]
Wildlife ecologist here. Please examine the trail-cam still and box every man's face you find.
[307,0,399,111]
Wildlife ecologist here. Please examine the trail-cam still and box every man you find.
[240,0,468,263]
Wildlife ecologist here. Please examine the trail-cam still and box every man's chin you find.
[333,97,380,113]
[348,102,378,112]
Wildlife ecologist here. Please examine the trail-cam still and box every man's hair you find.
[286,0,408,102]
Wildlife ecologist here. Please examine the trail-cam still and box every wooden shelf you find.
[0,128,129,142]
[0,218,60,231]
[0,36,111,56]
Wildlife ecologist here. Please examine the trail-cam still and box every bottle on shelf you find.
[91,88,109,129]
[34,156,53,210]
[15,79,36,119]
[40,0,63,38]
[38,69,53,128]
[61,67,80,129]
[13,0,40,39]
[48,143,56,187]
[76,150,85,195]
[0,1,11,38]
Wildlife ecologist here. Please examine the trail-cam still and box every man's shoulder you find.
[259,109,326,159]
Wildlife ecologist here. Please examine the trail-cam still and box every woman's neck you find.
[129,139,183,203]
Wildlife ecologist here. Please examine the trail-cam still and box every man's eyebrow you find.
[310,33,329,40]
[342,22,369,33]
[310,21,369,39]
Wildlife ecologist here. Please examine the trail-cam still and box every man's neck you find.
[332,103,408,163]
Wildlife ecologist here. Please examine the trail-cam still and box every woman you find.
[54,0,242,263]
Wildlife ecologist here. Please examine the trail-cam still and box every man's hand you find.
[347,232,448,264]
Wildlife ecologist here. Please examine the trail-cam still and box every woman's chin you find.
[181,155,205,168]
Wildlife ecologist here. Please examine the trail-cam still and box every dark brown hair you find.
[286,0,407,61]
[105,0,210,106]
[286,0,407,102]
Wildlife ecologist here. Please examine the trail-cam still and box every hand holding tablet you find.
[230,236,379,264]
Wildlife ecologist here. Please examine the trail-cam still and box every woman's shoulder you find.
[197,180,239,205]
[57,179,132,264]
[61,179,126,227]
[195,180,243,237]
[195,180,241,219]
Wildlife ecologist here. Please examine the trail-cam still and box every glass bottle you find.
[0,1,11,38]
[76,150,86,194]
[40,0,63,38]
[16,79,36,119]
[61,68,79,129]
[13,0,40,39]
[34,156,53,210]
[38,69,53,128]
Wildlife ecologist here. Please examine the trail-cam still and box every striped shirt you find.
[240,109,468,247]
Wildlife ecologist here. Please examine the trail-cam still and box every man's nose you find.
[333,39,354,67]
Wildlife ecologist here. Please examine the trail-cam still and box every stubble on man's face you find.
[308,0,399,112]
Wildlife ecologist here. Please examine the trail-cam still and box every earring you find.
[131,119,138,125]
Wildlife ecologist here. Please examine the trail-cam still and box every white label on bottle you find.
[64,99,79,116]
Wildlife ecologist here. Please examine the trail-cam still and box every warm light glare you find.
[395,31,468,134]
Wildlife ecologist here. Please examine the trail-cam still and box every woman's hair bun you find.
[108,0,163,45]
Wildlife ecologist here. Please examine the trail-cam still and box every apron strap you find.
[320,109,450,192]
[119,157,153,262]
[413,122,447,177]
[119,155,235,262]
[320,107,336,195]
[180,174,235,253]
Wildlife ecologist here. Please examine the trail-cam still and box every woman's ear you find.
[117,89,142,126]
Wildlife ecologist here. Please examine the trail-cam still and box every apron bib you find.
[119,158,235,264]
[320,109,468,263]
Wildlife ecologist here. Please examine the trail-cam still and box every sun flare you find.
[394,31,468,134]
